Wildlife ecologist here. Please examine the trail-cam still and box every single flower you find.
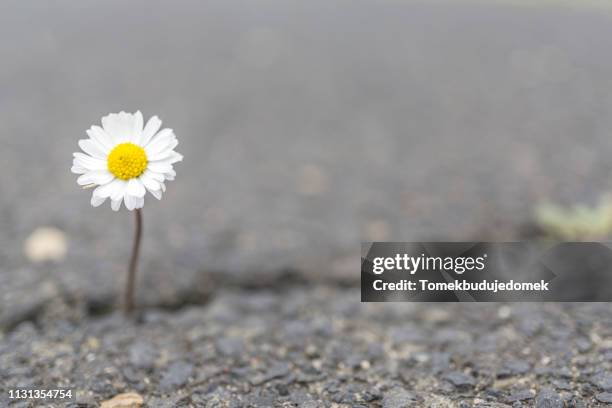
[71,111,183,211]
[72,111,183,314]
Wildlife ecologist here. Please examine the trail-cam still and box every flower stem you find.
[124,208,142,315]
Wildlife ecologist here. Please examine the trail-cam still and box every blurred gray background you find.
[3,0,612,310]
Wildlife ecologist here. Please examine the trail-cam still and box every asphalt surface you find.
[3,290,612,407]
[2,1,612,406]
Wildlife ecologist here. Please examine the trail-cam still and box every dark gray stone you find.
[535,388,563,408]
[250,362,291,386]
[575,337,592,353]
[596,393,612,404]
[216,337,246,358]
[74,394,98,407]
[160,361,194,392]
[382,388,416,408]
[300,402,324,408]
[499,360,531,377]
[591,372,612,391]
[567,398,587,408]
[551,379,572,391]
[506,389,535,403]
[443,371,476,389]
[129,341,157,370]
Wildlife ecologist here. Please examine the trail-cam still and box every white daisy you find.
[71,111,183,211]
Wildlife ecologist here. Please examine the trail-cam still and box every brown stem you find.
[124,208,142,315]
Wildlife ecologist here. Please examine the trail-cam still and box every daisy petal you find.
[147,162,173,173]
[73,153,108,171]
[139,115,162,146]
[148,187,163,200]
[144,169,165,182]
[91,194,106,207]
[86,126,113,152]
[92,185,106,199]
[153,138,179,157]
[140,172,161,191]
[127,178,146,197]
[71,165,88,174]
[163,169,176,181]
[145,129,174,155]
[147,143,181,161]
[132,111,144,142]
[111,197,123,211]
[95,178,123,198]
[168,151,183,163]
[134,196,145,209]
[101,114,121,143]
[110,179,128,201]
[102,111,137,143]
[88,137,110,156]
[78,139,106,159]
[124,194,138,211]
[149,150,183,163]
[77,171,114,186]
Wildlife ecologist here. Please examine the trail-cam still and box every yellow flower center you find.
[107,143,148,180]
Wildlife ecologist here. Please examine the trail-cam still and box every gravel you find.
[499,360,531,378]
[592,372,612,392]
[159,361,194,392]
[1,288,612,406]
[442,371,476,390]
[382,388,417,408]
[535,388,564,408]
[596,393,612,404]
